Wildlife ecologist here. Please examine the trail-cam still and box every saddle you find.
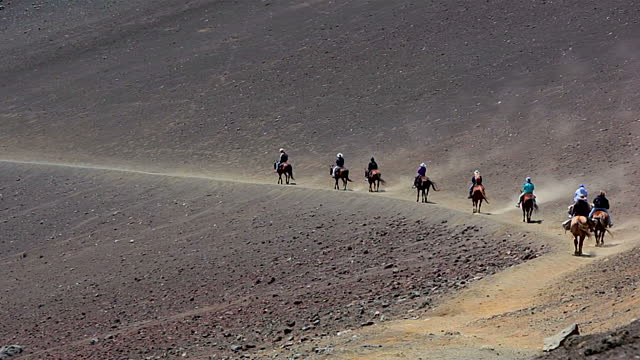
[369,169,380,177]
[279,162,289,169]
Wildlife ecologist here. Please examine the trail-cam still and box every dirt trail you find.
[305,209,640,358]
[2,158,638,359]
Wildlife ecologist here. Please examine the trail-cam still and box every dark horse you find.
[521,193,537,223]
[472,185,488,213]
[330,166,353,190]
[414,176,438,202]
[275,162,294,185]
[592,210,612,247]
[365,169,386,192]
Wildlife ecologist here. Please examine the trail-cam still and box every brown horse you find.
[330,166,352,190]
[570,215,591,256]
[471,185,488,213]
[415,176,438,203]
[592,211,612,247]
[365,169,385,192]
[276,162,294,185]
[521,193,537,223]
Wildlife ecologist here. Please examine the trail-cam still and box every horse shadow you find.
[528,219,543,224]
[598,243,619,248]
[575,252,596,258]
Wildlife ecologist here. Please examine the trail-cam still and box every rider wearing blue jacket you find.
[516,177,535,208]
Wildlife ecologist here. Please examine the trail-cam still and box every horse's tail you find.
[288,165,295,180]
[379,177,386,184]
[431,181,439,191]
[579,222,592,238]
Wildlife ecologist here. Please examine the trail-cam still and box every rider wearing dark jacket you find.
[571,197,591,217]
[366,157,378,179]
[593,194,609,209]
[368,158,378,171]
[589,191,613,226]
[275,148,288,171]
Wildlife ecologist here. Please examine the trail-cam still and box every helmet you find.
[337,153,343,158]
[420,162,427,167]
[279,148,285,152]
[580,184,585,188]
[474,170,480,174]
[525,177,531,182]
[371,157,375,161]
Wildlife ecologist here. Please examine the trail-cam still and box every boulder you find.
[543,324,580,351]
[0,345,23,359]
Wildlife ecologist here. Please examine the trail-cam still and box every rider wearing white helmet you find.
[275,148,288,172]
[468,170,482,198]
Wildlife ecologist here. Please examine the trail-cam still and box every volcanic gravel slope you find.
[1,0,639,210]
[1,0,640,359]
[0,162,547,359]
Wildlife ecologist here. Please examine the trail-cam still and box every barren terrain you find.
[1,0,640,359]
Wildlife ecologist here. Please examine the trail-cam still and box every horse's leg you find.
[522,207,526,222]
[478,199,482,214]
[416,189,419,202]
[343,178,347,190]
[574,236,578,255]
[286,173,290,185]
[425,187,429,203]
[579,235,585,256]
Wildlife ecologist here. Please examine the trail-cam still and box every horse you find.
[570,215,591,256]
[521,193,537,223]
[592,211,612,247]
[275,162,294,185]
[471,185,488,213]
[414,176,438,203]
[365,169,385,192]
[330,166,353,190]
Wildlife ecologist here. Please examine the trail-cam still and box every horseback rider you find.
[468,170,482,198]
[589,191,613,227]
[275,148,288,172]
[332,153,345,177]
[515,177,535,208]
[366,157,378,179]
[412,162,428,188]
[574,184,588,202]
[563,193,592,230]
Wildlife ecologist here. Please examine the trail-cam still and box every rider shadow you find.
[528,220,543,224]
[288,182,297,186]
